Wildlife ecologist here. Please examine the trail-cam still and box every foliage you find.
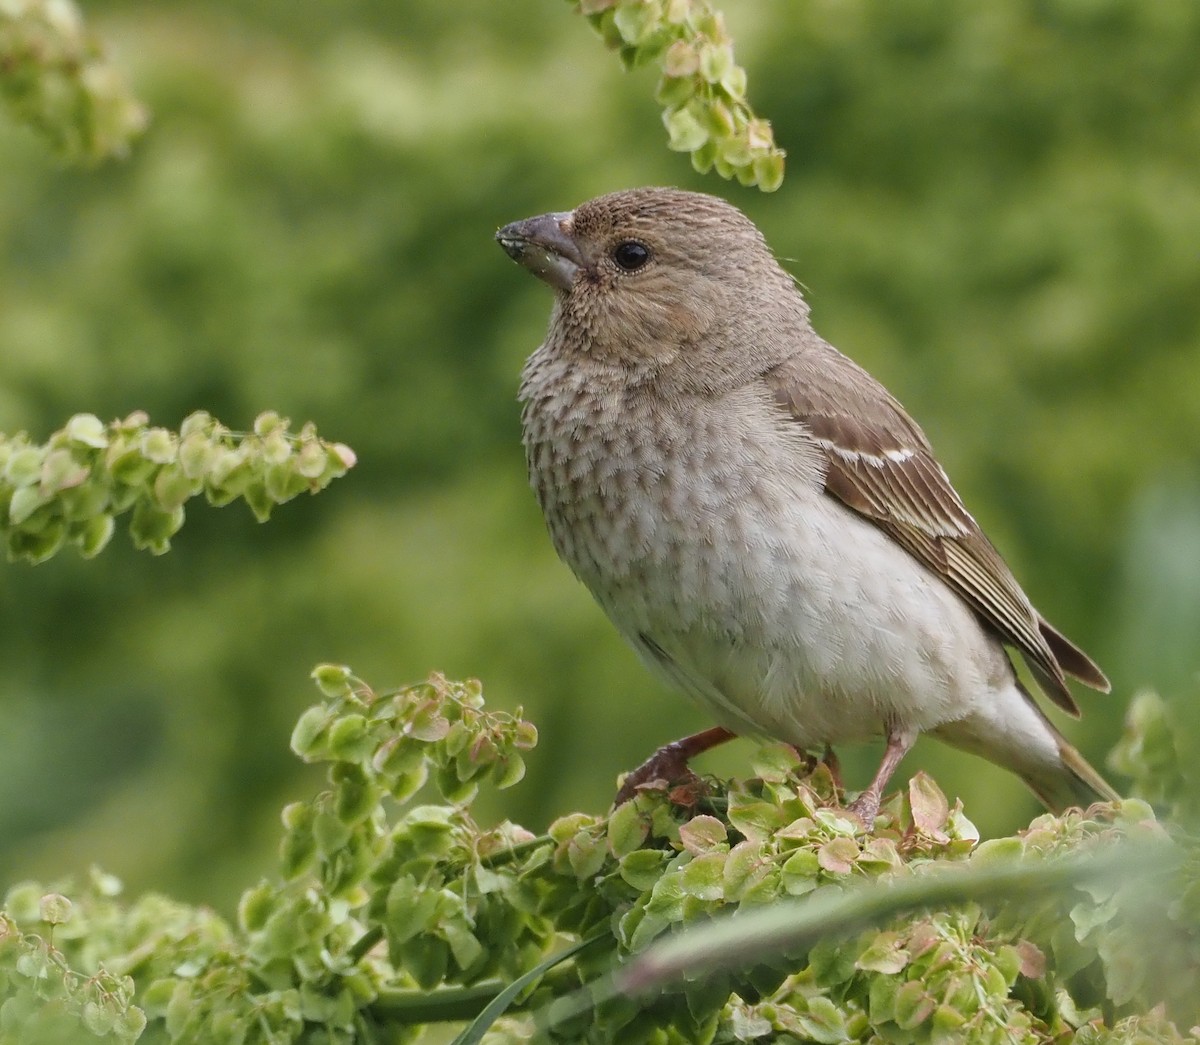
[0,0,145,161]
[0,411,355,563]
[0,0,1196,905]
[568,0,784,190]
[1,673,1196,1043]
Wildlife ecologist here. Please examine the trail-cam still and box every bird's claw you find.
[614,744,700,806]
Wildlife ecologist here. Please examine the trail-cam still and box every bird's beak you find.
[495,211,583,292]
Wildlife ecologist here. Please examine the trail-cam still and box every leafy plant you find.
[0,0,146,162]
[2,671,1196,1043]
[0,411,355,563]
[568,0,785,190]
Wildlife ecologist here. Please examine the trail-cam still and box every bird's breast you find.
[519,360,823,639]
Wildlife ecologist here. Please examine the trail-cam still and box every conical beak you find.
[495,211,583,292]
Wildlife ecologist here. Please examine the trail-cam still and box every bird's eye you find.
[612,241,651,271]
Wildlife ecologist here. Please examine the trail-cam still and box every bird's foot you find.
[615,749,699,805]
[614,726,735,806]
[846,789,881,830]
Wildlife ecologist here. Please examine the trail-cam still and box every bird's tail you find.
[1023,730,1122,811]
[934,686,1121,813]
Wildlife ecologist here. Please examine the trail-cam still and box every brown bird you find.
[496,187,1118,825]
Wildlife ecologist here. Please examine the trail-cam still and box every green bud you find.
[663,105,708,153]
[698,42,733,85]
[703,97,736,136]
[243,481,274,522]
[38,448,89,495]
[64,413,109,449]
[8,484,47,525]
[295,440,328,479]
[291,705,333,757]
[4,446,44,488]
[719,133,752,167]
[335,772,378,823]
[662,40,699,78]
[265,462,307,504]
[253,411,285,437]
[328,713,371,761]
[607,798,649,858]
[720,64,747,100]
[39,892,72,925]
[178,431,215,479]
[752,152,785,192]
[140,428,177,464]
[59,479,110,522]
[491,752,526,789]
[9,517,67,564]
[312,809,352,855]
[311,663,353,698]
[323,443,357,478]
[690,139,717,174]
[281,801,315,831]
[72,513,114,559]
[130,500,185,554]
[280,826,317,879]
[238,882,276,932]
[154,463,202,511]
[107,440,156,485]
[656,73,697,109]
[178,411,213,439]
[613,2,658,47]
[261,429,292,466]
[82,1000,116,1037]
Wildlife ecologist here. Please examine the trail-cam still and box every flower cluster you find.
[0,411,356,563]
[572,0,786,190]
[0,0,147,162]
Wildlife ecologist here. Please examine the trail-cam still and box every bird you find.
[495,186,1119,826]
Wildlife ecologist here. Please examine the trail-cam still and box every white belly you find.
[610,493,1011,749]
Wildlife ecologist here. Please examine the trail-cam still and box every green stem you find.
[347,926,383,964]
[478,834,552,869]
[370,981,507,1023]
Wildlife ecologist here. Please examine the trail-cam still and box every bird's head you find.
[496,187,805,377]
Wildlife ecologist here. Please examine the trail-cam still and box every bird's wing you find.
[764,352,1109,712]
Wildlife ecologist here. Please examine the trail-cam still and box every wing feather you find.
[765,350,1108,712]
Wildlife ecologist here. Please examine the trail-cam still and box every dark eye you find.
[612,241,650,271]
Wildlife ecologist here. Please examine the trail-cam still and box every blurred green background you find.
[1,0,1198,912]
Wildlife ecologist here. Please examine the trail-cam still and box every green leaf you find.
[619,849,668,891]
[893,980,935,1030]
[856,930,909,974]
[679,814,727,854]
[448,932,607,1045]
[679,852,725,902]
[607,798,649,859]
[817,836,860,875]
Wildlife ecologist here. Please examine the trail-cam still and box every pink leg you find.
[847,727,916,828]
[615,726,736,805]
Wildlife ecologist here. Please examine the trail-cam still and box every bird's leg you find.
[615,726,736,805]
[847,726,917,829]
